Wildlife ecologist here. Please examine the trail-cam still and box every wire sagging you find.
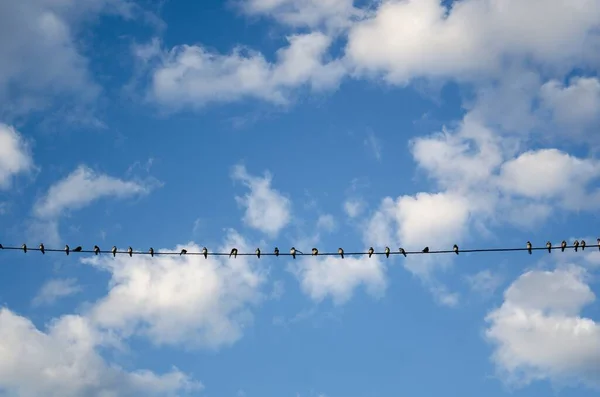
[0,240,598,259]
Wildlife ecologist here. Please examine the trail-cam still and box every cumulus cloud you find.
[32,278,82,307]
[539,77,600,131]
[232,164,291,237]
[485,267,600,389]
[0,309,200,397]
[0,123,34,189]
[140,32,345,109]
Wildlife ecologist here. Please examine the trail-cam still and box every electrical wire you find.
[0,241,598,258]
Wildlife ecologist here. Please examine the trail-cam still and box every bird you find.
[149,247,154,257]
[180,249,187,255]
[274,247,279,257]
[312,248,318,256]
[422,247,429,253]
[290,247,297,259]
[21,244,27,253]
[230,248,237,258]
[581,240,586,251]
[338,248,344,259]
[111,246,117,257]
[399,248,407,257]
[202,247,208,259]
[256,248,261,258]
[0,243,3,249]
[561,240,567,252]
[574,240,579,252]
[526,241,532,255]
[597,238,600,251]
[65,245,70,256]
[453,244,459,255]
[73,246,82,252]
[546,241,552,253]
[39,243,45,255]
[127,247,133,257]
[384,247,390,258]
[94,245,100,255]
[368,247,374,258]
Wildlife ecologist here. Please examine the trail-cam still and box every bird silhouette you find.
[561,240,567,252]
[312,248,318,256]
[111,246,117,257]
[574,240,579,252]
[127,247,133,257]
[581,240,586,251]
[384,247,390,258]
[453,244,459,255]
[39,243,45,255]
[65,245,70,256]
[546,241,552,253]
[94,245,100,255]
[230,248,238,258]
[256,248,261,258]
[526,241,532,255]
[422,247,429,253]
[274,247,279,257]
[73,246,82,252]
[180,249,187,255]
[202,247,208,259]
[338,248,344,259]
[399,248,407,257]
[368,247,374,258]
[22,244,27,253]
[597,238,600,251]
[149,247,154,257]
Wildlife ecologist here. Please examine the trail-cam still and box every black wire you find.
[0,244,598,257]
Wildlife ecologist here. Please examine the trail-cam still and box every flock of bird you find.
[0,239,598,259]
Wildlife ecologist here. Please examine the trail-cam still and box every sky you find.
[0,0,599,396]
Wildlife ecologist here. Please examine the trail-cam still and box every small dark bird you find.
[230,248,237,258]
[22,244,27,253]
[274,247,279,257]
[546,241,552,253]
[94,245,100,255]
[399,248,407,257]
[0,244,3,249]
[561,240,567,252]
[73,246,82,252]
[111,246,117,257]
[290,247,297,259]
[39,243,45,255]
[581,240,586,251]
[256,248,260,258]
[202,247,208,259]
[65,245,70,256]
[422,247,429,253]
[127,247,133,257]
[338,248,344,259]
[574,240,579,252]
[368,247,374,258]
[149,247,154,257]
[180,249,187,255]
[312,248,318,256]
[526,241,532,255]
[453,244,459,255]
[384,247,390,258]
[597,238,600,251]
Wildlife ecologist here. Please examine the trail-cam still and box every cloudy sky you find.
[0,0,599,396]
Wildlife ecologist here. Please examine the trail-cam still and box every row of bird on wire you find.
[1,239,598,259]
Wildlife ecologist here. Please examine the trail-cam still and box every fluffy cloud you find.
[84,231,267,349]
[32,278,82,307]
[232,164,291,237]
[141,32,345,109]
[485,267,600,389]
[345,0,600,83]
[0,123,34,189]
[30,165,158,244]
[0,309,200,397]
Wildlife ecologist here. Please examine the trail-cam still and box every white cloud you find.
[32,278,82,307]
[0,309,200,397]
[465,270,503,297]
[364,130,382,161]
[142,32,345,109]
[0,123,34,189]
[316,214,336,232]
[539,77,600,131]
[345,0,600,84]
[343,198,364,218]
[232,164,291,237]
[485,267,600,389]
[83,230,267,349]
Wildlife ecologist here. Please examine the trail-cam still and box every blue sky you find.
[0,0,599,396]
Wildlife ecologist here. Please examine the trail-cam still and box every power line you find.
[0,240,598,258]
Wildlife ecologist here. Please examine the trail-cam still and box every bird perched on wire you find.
[385,247,390,258]
[274,247,279,257]
[230,248,238,258]
[73,246,82,253]
[312,248,318,256]
[422,247,429,253]
[368,247,374,258]
[39,243,45,255]
[561,240,567,252]
[0,244,3,249]
[202,247,208,259]
[256,248,260,258]
[574,240,579,252]
[546,241,552,253]
[127,247,133,257]
[111,246,117,257]
[597,238,600,251]
[581,240,586,251]
[22,244,27,253]
[94,245,100,255]
[453,245,459,255]
[65,245,70,256]
[399,248,407,257]
[180,249,187,255]
[290,247,297,259]
[338,248,344,259]
[149,247,154,257]
[526,241,532,254]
